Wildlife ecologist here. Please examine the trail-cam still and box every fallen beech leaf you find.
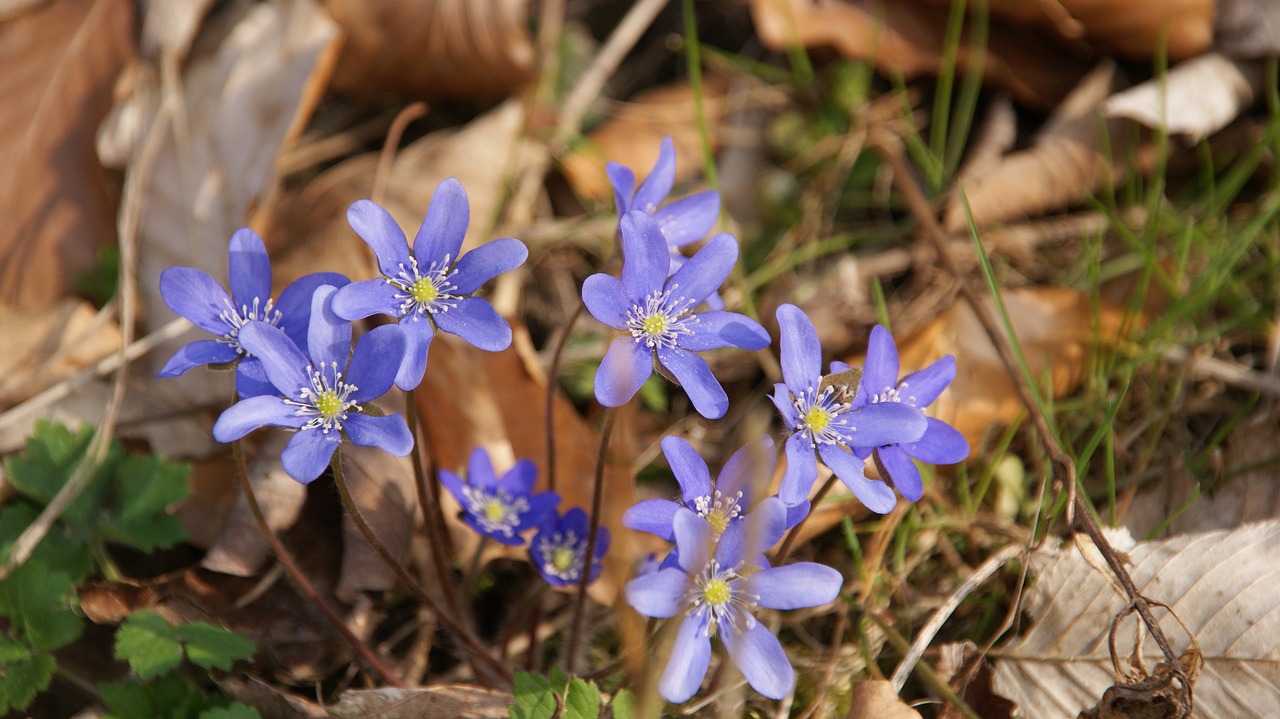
[0,299,121,407]
[991,522,1280,718]
[324,0,534,101]
[1105,54,1263,143]
[847,679,923,719]
[324,685,509,719]
[0,0,133,307]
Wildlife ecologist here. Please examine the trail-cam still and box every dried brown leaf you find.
[0,299,121,407]
[937,642,1017,719]
[324,685,509,719]
[847,679,923,719]
[336,441,419,600]
[1105,53,1263,143]
[0,0,133,307]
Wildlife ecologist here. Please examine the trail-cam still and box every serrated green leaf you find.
[0,562,82,651]
[3,420,114,532]
[178,621,256,671]
[101,454,190,552]
[102,675,207,719]
[198,703,261,719]
[0,638,31,663]
[0,651,54,714]
[115,611,183,679]
[562,677,601,719]
[609,689,636,719]
[0,504,95,585]
[511,671,557,719]
[549,666,569,691]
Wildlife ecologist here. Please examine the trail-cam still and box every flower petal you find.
[235,357,278,398]
[158,340,237,377]
[876,446,923,501]
[227,228,272,311]
[582,273,630,328]
[277,272,350,346]
[343,413,412,457]
[679,311,770,352]
[666,232,736,306]
[900,354,956,408]
[498,459,538,496]
[905,418,969,464]
[451,237,528,295]
[394,317,434,391]
[306,285,350,369]
[331,279,402,323]
[860,325,900,400]
[619,211,670,299]
[594,337,652,407]
[770,384,799,427]
[672,507,714,572]
[624,567,689,619]
[776,304,821,395]
[748,563,843,610]
[433,297,511,351]
[656,346,727,420]
[213,396,305,442]
[721,618,794,700]
[654,190,720,247]
[413,178,469,264]
[438,469,467,506]
[465,447,497,488]
[347,200,410,277]
[347,324,405,401]
[779,433,818,505]
[819,444,896,513]
[622,499,680,541]
[160,267,231,334]
[661,436,712,503]
[281,429,340,484]
[717,496,785,566]
[520,492,560,532]
[606,162,636,214]
[632,136,676,215]
[658,613,712,704]
[845,402,928,448]
[717,435,775,501]
[237,322,310,400]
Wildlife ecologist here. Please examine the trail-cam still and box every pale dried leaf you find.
[1216,0,1280,58]
[1105,54,1263,143]
[0,0,133,307]
[138,0,215,59]
[201,433,306,576]
[847,679,923,719]
[991,521,1280,718]
[325,685,509,719]
[0,299,121,407]
[336,441,419,600]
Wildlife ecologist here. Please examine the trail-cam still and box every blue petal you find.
[656,346,727,420]
[770,384,799,427]
[844,402,928,448]
[433,297,512,351]
[905,417,969,464]
[779,433,818,505]
[160,267,231,334]
[776,304,821,395]
[606,162,636,214]
[520,492,560,531]
[900,355,956,408]
[158,340,237,377]
[344,413,412,457]
[413,178,469,265]
[658,613,712,704]
[721,618,794,700]
[331,279,401,322]
[624,567,689,618]
[748,563,843,610]
[594,337,652,407]
[581,274,630,329]
[213,396,305,442]
[679,311,770,352]
[784,501,811,529]
[237,322,310,400]
[622,499,680,541]
[717,496,785,566]
[452,237,528,295]
[654,190,719,247]
[498,459,538,495]
[235,357,278,398]
[281,429,340,484]
[717,435,775,500]
[672,508,713,572]
[661,436,712,503]
[438,469,467,506]
[631,136,676,215]
[819,444,896,513]
[860,325,900,400]
[306,285,350,369]
[227,228,271,311]
[876,446,923,501]
[619,211,670,299]
[467,447,498,489]
[347,200,410,278]
[394,318,434,391]
[277,272,350,346]
[347,324,404,402]
[665,232,736,306]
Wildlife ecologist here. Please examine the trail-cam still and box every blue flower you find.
[212,285,413,484]
[330,178,528,391]
[624,499,843,703]
[158,227,348,398]
[582,211,769,419]
[848,325,970,502]
[529,507,608,588]
[439,447,560,546]
[770,304,928,513]
[607,136,721,250]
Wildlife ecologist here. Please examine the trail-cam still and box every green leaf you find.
[0,638,31,663]
[510,671,557,719]
[0,503,94,585]
[562,677,601,719]
[101,454,190,552]
[0,562,82,651]
[549,666,569,691]
[101,675,207,719]
[177,621,256,671]
[609,689,636,719]
[3,420,114,532]
[198,704,262,719]
[115,611,183,679]
[0,651,54,714]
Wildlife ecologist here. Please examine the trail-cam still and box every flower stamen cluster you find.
[693,490,743,536]
[288,361,360,433]
[388,255,459,317]
[687,559,758,636]
[625,288,698,349]
[461,486,530,538]
[217,296,283,353]
[536,527,585,583]
[790,384,854,448]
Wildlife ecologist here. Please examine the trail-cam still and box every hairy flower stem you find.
[545,299,588,493]
[330,450,513,685]
[564,409,616,675]
[404,394,467,617]
[774,475,839,564]
[230,440,404,688]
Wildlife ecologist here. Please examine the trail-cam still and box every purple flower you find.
[529,508,608,588]
[848,325,969,502]
[212,286,413,484]
[330,178,528,391]
[607,136,721,250]
[582,211,769,419]
[770,305,928,513]
[158,227,348,398]
[439,447,559,546]
[624,499,843,703]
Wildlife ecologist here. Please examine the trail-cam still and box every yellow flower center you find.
[706,509,730,535]
[482,499,508,524]
[803,404,832,432]
[641,313,669,338]
[314,390,343,420]
[410,277,439,304]
[552,547,576,572]
[703,579,731,606]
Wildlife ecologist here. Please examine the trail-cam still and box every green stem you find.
[563,410,616,675]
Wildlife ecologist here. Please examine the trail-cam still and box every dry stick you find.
[564,410,617,675]
[329,450,513,685]
[370,102,428,205]
[231,442,405,688]
[875,140,1194,714]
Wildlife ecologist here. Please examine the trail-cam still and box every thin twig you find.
[371,102,428,205]
[544,299,587,492]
